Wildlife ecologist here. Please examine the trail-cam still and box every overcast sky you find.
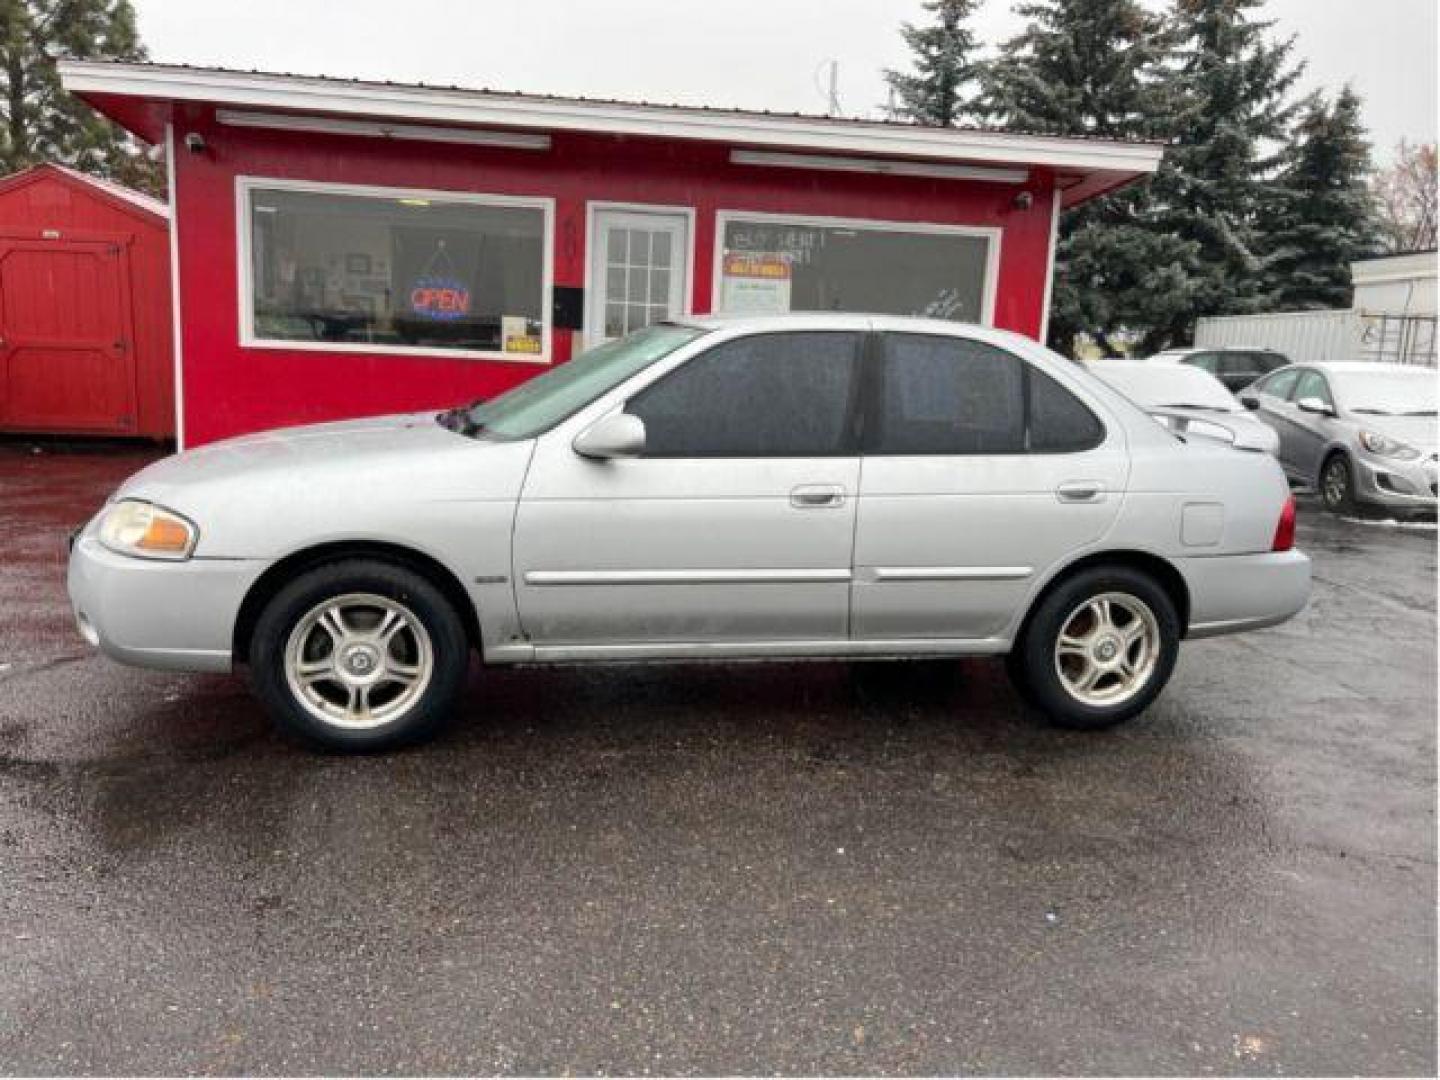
[133,0,1436,160]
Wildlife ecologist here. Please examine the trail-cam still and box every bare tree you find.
[1371,141,1437,253]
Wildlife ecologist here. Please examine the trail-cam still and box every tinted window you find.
[628,331,860,457]
[1029,368,1106,452]
[1293,369,1334,409]
[1185,353,1219,373]
[1254,352,1289,373]
[869,334,1103,455]
[872,335,1024,454]
[1218,353,1259,377]
[1258,368,1301,399]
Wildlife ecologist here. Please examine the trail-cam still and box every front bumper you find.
[1354,453,1438,514]
[1178,548,1312,639]
[67,531,269,673]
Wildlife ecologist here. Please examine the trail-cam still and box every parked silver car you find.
[69,315,1311,751]
[1238,361,1438,516]
[1085,359,1280,455]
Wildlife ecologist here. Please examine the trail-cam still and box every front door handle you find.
[790,484,846,509]
[1056,480,1104,503]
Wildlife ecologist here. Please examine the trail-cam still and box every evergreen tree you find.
[980,0,1169,140]
[1265,86,1375,310]
[884,0,983,126]
[979,0,1192,354]
[1144,0,1305,348]
[0,0,160,193]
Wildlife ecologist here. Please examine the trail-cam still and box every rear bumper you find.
[67,532,268,672]
[1177,549,1311,639]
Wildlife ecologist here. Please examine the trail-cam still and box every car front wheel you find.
[249,560,469,751]
[1319,453,1356,515]
[1008,566,1180,730]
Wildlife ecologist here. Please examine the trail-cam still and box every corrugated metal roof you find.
[69,59,1163,148]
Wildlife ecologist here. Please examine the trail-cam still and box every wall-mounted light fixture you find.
[183,132,207,154]
[729,148,1028,185]
[1013,190,1035,210]
[215,109,552,151]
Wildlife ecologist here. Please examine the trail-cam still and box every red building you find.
[0,162,173,439]
[61,61,1162,448]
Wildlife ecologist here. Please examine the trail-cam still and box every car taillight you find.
[1271,493,1296,552]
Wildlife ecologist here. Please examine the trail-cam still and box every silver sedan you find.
[1085,359,1281,455]
[1239,361,1438,516]
[69,315,1311,751]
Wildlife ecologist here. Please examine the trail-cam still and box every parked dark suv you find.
[1149,347,1291,392]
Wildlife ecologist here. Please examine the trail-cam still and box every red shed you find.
[59,61,1162,449]
[0,163,173,439]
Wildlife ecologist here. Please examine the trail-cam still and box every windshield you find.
[1332,369,1439,416]
[446,324,706,439]
[1089,362,1239,412]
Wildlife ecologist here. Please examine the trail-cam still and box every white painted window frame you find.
[582,200,697,350]
[235,175,555,364]
[711,209,1002,327]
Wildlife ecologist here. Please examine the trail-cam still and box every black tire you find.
[249,559,469,751]
[1007,565,1180,731]
[1319,452,1357,516]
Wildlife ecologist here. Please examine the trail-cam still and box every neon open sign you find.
[409,275,471,321]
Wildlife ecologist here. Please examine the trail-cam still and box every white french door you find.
[586,206,691,349]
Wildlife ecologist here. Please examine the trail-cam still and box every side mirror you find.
[1240,396,1260,411]
[573,412,646,460]
[1296,396,1331,416]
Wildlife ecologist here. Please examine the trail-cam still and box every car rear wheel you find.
[1319,453,1356,515]
[1008,566,1179,730]
[250,560,469,751]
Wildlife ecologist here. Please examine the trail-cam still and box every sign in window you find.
[243,181,551,359]
[717,215,994,323]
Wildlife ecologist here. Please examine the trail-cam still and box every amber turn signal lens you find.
[140,514,193,553]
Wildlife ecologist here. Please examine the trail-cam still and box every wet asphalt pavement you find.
[0,442,1435,1076]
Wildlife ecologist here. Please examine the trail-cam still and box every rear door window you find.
[870,334,1025,454]
[869,333,1103,455]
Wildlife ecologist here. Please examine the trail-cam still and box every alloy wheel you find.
[283,592,434,729]
[1052,592,1161,707]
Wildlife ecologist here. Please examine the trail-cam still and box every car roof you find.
[668,312,1048,354]
[1302,361,1432,375]
[1153,345,1278,357]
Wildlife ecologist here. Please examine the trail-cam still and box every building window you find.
[715,212,996,324]
[240,179,552,361]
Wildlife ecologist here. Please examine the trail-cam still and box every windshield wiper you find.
[1351,407,1393,415]
[1157,402,1232,412]
[1403,409,1438,416]
[436,398,487,437]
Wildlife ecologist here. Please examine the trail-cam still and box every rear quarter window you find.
[1028,368,1105,453]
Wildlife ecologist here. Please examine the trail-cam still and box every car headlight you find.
[97,499,198,561]
[1358,430,1421,461]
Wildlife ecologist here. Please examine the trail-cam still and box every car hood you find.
[113,412,536,557]
[1348,413,1438,454]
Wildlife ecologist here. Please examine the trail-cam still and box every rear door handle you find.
[1056,481,1104,503]
[790,484,846,509]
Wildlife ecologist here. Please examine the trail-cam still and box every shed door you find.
[0,240,137,435]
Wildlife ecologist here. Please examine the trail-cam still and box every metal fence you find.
[1196,309,1438,366]
[1356,312,1437,366]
